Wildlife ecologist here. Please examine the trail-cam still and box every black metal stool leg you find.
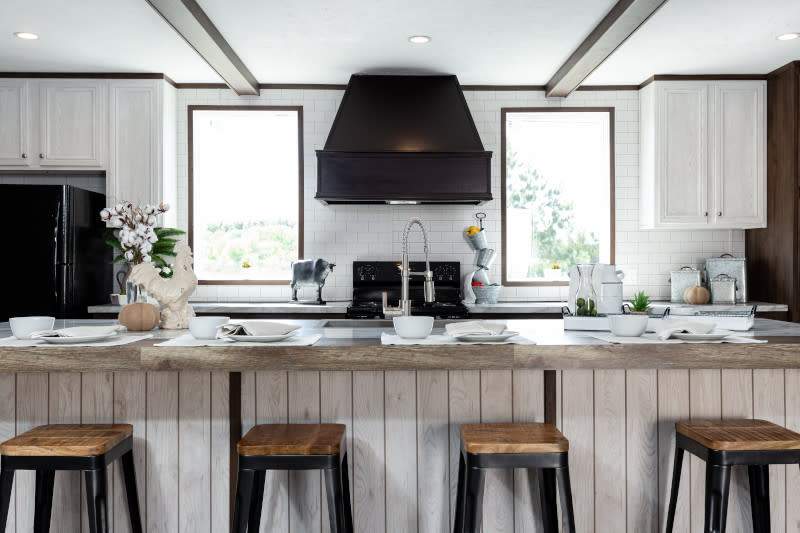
[84,467,109,533]
[463,458,486,533]
[231,469,254,533]
[120,451,143,533]
[536,468,558,533]
[0,469,13,533]
[704,464,731,533]
[324,461,345,533]
[453,452,467,533]
[665,446,685,533]
[556,465,576,533]
[748,464,771,533]
[341,453,353,533]
[34,470,55,533]
[248,470,266,532]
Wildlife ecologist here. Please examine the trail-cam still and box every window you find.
[501,108,614,285]
[189,106,303,283]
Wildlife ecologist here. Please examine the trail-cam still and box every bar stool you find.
[0,424,142,533]
[453,422,576,533]
[666,418,800,533]
[232,423,353,533]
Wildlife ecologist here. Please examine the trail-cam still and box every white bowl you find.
[9,316,55,339]
[609,314,649,337]
[189,316,230,339]
[393,316,434,339]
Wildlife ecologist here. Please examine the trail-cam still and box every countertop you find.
[2,318,800,372]
[87,300,788,315]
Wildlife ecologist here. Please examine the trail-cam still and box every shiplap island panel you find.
[0,319,799,531]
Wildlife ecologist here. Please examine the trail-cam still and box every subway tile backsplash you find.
[176,88,744,303]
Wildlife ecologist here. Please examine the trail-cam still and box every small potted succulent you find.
[628,291,651,314]
[543,263,562,281]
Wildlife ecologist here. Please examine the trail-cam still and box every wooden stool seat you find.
[238,423,346,456]
[460,423,569,454]
[234,423,353,532]
[0,424,133,457]
[455,422,575,532]
[0,423,142,533]
[676,419,800,451]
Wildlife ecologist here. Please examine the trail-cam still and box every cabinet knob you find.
[705,212,708,217]
[21,153,27,159]
[39,153,44,159]
[718,211,722,217]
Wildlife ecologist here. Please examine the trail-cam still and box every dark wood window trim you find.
[500,107,615,287]
[188,105,304,285]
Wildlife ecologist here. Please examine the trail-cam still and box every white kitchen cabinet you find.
[107,80,177,227]
[0,80,30,166]
[38,81,106,166]
[639,80,766,229]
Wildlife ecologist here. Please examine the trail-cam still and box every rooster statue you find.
[128,243,198,329]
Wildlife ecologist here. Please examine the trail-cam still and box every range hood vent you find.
[315,74,492,205]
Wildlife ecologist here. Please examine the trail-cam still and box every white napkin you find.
[445,320,506,338]
[652,319,716,341]
[217,321,300,338]
[30,325,127,338]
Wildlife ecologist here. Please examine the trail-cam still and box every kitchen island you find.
[1,318,799,532]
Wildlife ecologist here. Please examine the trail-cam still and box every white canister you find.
[598,281,624,315]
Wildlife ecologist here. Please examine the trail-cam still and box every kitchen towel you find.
[217,321,301,338]
[0,334,153,347]
[381,333,535,345]
[444,320,506,337]
[155,333,321,347]
[30,325,128,338]
[651,319,716,341]
[588,332,767,344]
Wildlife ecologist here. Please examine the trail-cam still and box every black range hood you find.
[315,74,492,205]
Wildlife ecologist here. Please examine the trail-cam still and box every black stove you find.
[347,261,469,319]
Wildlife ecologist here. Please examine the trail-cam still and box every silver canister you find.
[710,274,737,304]
[705,254,747,302]
[669,266,703,303]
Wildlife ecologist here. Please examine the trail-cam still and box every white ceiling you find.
[586,0,800,84]
[0,0,215,80]
[0,0,798,85]
[195,0,617,85]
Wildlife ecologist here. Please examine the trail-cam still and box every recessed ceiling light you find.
[14,32,39,40]
[777,32,800,41]
[408,35,431,44]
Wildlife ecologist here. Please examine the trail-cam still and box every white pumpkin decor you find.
[128,243,198,329]
[683,285,711,305]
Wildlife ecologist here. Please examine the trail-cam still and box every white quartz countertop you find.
[89,300,788,314]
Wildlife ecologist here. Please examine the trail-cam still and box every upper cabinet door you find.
[657,83,709,226]
[39,81,105,166]
[710,82,766,228]
[0,80,30,165]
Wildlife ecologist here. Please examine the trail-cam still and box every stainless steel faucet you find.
[383,217,435,317]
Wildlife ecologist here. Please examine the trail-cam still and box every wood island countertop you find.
[1,318,800,372]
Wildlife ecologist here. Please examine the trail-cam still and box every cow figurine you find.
[290,259,335,304]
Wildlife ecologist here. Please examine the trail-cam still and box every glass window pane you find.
[191,108,300,281]
[505,110,612,282]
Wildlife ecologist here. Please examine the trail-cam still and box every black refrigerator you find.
[0,185,111,322]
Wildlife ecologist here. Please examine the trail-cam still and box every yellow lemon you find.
[466,225,481,236]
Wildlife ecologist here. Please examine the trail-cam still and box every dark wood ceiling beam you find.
[546,0,668,98]
[145,0,259,95]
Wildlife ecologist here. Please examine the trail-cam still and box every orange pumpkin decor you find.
[118,303,160,331]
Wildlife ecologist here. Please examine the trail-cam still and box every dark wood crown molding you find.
[546,0,669,97]
[144,0,259,95]
[0,72,176,86]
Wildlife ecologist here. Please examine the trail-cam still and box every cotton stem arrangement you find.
[100,202,169,265]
